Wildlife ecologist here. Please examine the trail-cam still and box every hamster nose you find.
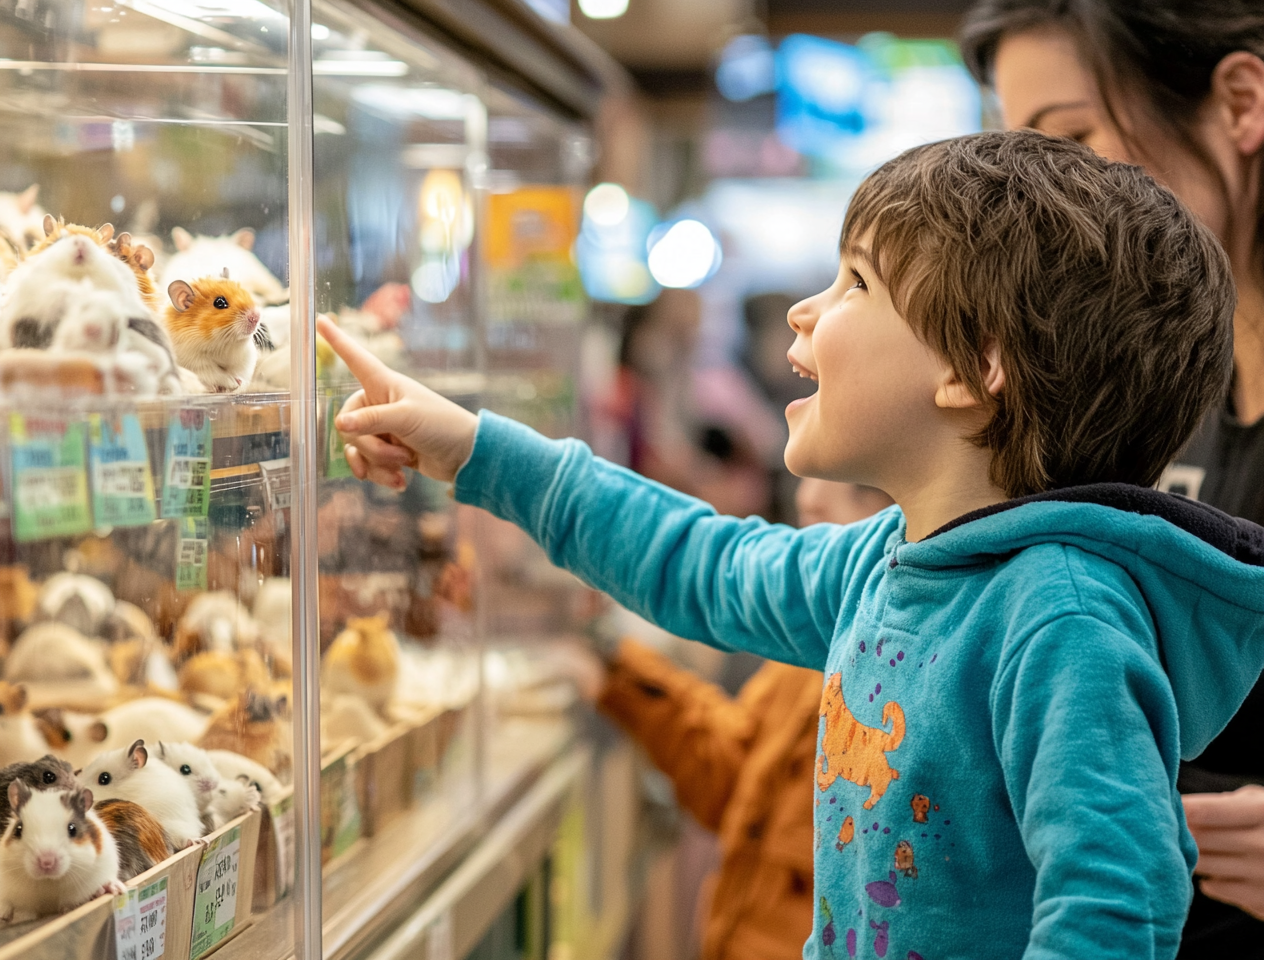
[34,851,63,876]
[85,323,101,340]
[198,778,216,793]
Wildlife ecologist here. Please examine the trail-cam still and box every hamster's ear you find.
[8,779,30,813]
[231,228,255,251]
[98,223,114,242]
[89,721,108,743]
[168,281,195,313]
[79,788,94,812]
[127,739,148,769]
[43,214,57,237]
[11,684,27,713]
[18,184,39,213]
[172,227,193,251]
[133,244,155,271]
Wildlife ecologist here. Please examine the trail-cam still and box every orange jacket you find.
[598,639,821,960]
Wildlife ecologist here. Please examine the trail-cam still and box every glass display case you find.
[0,2,608,959]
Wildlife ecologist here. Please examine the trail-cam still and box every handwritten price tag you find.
[160,408,212,519]
[175,516,209,592]
[137,876,168,960]
[113,888,140,960]
[190,826,240,957]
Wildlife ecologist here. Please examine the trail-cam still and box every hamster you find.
[5,622,117,695]
[178,649,270,702]
[321,614,400,715]
[252,576,292,662]
[79,740,204,848]
[0,682,52,767]
[161,227,287,306]
[163,272,260,393]
[322,693,389,745]
[51,288,182,395]
[36,572,115,637]
[0,227,145,348]
[93,799,175,881]
[153,741,221,829]
[107,231,160,311]
[98,698,210,752]
[206,750,284,807]
[207,775,261,829]
[30,709,109,770]
[0,185,46,249]
[198,690,290,777]
[173,590,260,660]
[0,755,77,828]
[0,783,125,923]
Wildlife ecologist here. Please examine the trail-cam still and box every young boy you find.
[319,131,1264,959]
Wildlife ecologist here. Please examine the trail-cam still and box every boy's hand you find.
[1184,785,1264,920]
[317,316,478,487]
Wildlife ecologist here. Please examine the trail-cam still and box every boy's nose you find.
[787,300,815,335]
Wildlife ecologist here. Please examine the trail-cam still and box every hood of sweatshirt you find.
[896,484,1264,760]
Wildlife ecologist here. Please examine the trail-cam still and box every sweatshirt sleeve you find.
[597,639,762,831]
[992,613,1195,960]
[455,411,877,670]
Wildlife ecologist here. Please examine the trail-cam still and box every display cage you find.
[0,1,608,958]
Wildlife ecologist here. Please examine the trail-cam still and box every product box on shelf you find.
[320,741,363,866]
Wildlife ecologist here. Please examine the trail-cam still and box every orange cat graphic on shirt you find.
[816,672,906,810]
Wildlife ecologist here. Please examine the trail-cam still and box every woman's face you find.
[993,27,1232,244]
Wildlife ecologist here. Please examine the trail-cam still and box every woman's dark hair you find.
[960,1,1264,205]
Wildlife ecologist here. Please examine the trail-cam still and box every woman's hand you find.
[317,316,478,487]
[1183,785,1264,919]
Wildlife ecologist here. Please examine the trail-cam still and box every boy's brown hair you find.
[843,130,1235,498]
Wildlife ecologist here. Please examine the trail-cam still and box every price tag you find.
[190,826,240,957]
[137,876,168,960]
[269,795,295,899]
[113,887,141,960]
[427,909,453,960]
[8,413,92,542]
[175,516,209,592]
[88,412,156,528]
[258,457,291,511]
[324,396,354,479]
[160,408,212,519]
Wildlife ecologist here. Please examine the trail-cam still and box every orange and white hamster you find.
[164,271,260,393]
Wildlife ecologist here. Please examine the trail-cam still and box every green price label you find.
[89,412,156,528]
[161,409,212,519]
[324,396,353,479]
[175,516,209,592]
[8,413,92,542]
[190,826,240,958]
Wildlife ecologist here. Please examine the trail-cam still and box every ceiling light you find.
[647,219,721,288]
[583,183,629,228]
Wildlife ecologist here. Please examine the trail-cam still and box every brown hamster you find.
[321,614,400,716]
[178,649,270,702]
[107,231,159,311]
[0,681,50,767]
[198,689,290,777]
[0,755,77,827]
[93,799,175,881]
[163,271,260,392]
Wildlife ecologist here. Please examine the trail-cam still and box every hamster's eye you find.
[12,823,21,840]
[67,822,77,838]
[42,770,56,784]
[180,764,192,776]
[97,772,111,786]
[213,296,229,309]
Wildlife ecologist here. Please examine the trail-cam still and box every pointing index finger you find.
[317,315,391,386]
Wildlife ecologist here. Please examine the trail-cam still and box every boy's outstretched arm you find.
[319,317,872,669]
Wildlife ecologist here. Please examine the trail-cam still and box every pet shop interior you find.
[0,1,994,959]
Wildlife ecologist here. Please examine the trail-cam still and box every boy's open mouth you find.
[788,356,818,382]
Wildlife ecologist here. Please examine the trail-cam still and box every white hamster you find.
[51,288,182,395]
[98,698,210,752]
[206,749,284,807]
[208,776,261,829]
[79,740,204,848]
[153,741,221,825]
[0,782,124,923]
[0,234,144,348]
[161,228,287,306]
[36,572,115,637]
[4,622,118,698]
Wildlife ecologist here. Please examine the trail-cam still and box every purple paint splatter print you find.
[870,920,890,958]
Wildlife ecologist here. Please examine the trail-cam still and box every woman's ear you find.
[1211,52,1264,157]
[935,340,1005,410]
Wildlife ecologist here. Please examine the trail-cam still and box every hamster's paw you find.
[94,879,127,898]
[182,837,209,853]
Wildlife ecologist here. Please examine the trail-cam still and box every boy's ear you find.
[1210,52,1264,157]
[935,340,1005,410]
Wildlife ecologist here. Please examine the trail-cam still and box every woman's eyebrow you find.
[1024,100,1092,130]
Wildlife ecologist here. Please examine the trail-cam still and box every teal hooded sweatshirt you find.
[454,412,1264,960]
